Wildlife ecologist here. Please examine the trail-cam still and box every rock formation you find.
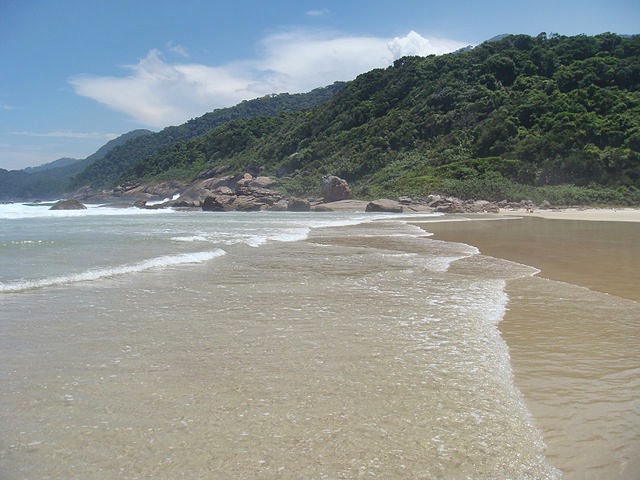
[321,175,351,202]
[287,197,311,212]
[50,199,87,210]
[365,199,404,213]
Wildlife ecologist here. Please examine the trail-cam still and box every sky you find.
[1,0,638,170]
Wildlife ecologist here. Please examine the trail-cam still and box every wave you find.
[0,249,226,293]
[0,202,173,219]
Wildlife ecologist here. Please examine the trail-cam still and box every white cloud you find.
[167,41,190,58]
[69,30,467,128]
[389,30,467,57]
[306,9,329,17]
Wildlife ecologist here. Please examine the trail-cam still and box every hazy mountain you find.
[0,129,152,201]
[23,157,79,173]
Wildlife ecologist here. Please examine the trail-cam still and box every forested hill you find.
[0,129,151,201]
[71,83,346,189]
[123,33,640,205]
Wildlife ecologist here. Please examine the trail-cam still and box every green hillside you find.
[123,33,640,205]
[71,83,346,189]
[0,129,151,201]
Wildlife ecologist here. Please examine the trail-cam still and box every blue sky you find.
[1,0,638,170]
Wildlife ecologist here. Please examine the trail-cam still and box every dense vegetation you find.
[70,83,345,189]
[121,33,640,205]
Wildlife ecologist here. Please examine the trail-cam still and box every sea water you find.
[0,203,559,478]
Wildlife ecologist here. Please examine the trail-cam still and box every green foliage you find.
[71,83,346,189]
[37,32,638,206]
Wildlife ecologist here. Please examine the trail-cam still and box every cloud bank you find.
[70,30,467,128]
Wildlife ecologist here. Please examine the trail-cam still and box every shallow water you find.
[424,216,640,479]
[0,212,557,479]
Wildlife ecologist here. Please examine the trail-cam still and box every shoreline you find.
[413,212,640,478]
[497,206,640,223]
[414,210,640,302]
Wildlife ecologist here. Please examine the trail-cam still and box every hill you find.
[70,83,346,189]
[23,157,79,174]
[123,33,640,205]
[0,129,151,201]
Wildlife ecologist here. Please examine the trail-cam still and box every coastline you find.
[414,210,640,302]
[413,211,640,479]
[498,206,640,223]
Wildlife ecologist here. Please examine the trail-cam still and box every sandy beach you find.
[415,209,640,479]
[500,207,640,223]
[418,209,640,302]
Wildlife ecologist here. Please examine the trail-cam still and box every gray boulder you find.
[50,199,87,210]
[287,198,311,212]
[365,199,403,213]
[202,196,227,211]
[321,175,351,202]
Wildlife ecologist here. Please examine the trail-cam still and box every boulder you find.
[250,176,279,189]
[311,204,334,212]
[365,199,403,213]
[202,196,226,212]
[231,195,263,211]
[287,197,311,212]
[321,175,351,202]
[268,199,290,211]
[50,199,87,210]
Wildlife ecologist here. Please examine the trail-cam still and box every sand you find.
[499,207,640,222]
[415,211,640,302]
[414,210,640,479]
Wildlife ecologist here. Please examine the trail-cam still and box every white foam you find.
[171,235,209,242]
[0,202,173,219]
[146,194,180,206]
[0,249,226,293]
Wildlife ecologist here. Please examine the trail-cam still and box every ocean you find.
[0,202,633,478]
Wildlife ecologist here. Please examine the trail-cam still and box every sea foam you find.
[0,249,226,293]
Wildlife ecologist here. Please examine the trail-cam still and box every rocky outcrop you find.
[202,196,228,212]
[50,199,87,210]
[321,175,351,202]
[365,199,404,213]
[287,197,311,212]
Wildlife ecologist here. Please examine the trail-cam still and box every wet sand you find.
[417,215,640,302]
[416,215,640,479]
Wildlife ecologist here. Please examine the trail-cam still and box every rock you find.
[287,198,311,212]
[214,186,234,195]
[321,175,351,202]
[250,176,279,189]
[50,199,86,210]
[231,195,263,211]
[311,204,334,212]
[202,196,226,212]
[365,199,403,213]
[269,199,290,211]
[235,185,284,206]
[398,196,413,204]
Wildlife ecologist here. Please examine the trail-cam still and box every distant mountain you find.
[71,82,346,189]
[23,157,79,173]
[0,129,152,201]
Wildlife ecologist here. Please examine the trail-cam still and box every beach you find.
[1,205,638,478]
[417,209,640,479]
